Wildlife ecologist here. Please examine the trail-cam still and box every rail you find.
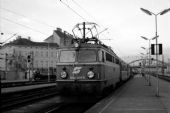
[1,85,58,112]
[1,80,56,88]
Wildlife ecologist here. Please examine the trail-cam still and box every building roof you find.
[54,30,74,39]
[44,28,74,42]
[3,37,59,48]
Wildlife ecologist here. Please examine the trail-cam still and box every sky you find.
[0,0,170,61]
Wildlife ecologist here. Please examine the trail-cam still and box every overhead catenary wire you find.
[71,0,98,23]
[0,8,56,29]
[2,17,49,36]
[2,33,17,44]
[59,0,88,22]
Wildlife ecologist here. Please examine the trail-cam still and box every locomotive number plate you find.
[70,76,85,79]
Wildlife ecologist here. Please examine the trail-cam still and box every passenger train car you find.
[56,22,131,95]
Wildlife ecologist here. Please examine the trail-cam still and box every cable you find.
[71,0,98,22]
[2,33,17,44]
[0,8,56,29]
[59,0,88,21]
[2,17,49,36]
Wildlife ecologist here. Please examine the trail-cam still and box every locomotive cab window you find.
[78,50,97,62]
[59,50,76,62]
[99,50,105,62]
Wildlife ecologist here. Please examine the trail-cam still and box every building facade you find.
[0,28,74,80]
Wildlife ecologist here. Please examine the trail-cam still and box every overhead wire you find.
[0,8,56,29]
[2,33,17,44]
[2,17,49,36]
[71,0,98,23]
[59,0,88,22]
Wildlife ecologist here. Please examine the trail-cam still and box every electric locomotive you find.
[56,22,131,94]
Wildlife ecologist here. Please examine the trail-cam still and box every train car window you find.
[102,51,105,62]
[106,53,112,62]
[78,50,96,62]
[112,56,115,63]
[60,50,76,62]
[115,58,119,64]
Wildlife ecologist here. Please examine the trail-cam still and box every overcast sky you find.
[0,0,170,60]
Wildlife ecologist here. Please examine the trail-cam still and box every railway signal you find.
[27,55,31,62]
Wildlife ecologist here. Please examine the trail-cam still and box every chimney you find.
[57,28,62,32]
[17,36,22,39]
[28,36,31,40]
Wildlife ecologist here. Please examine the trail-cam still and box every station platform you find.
[1,83,56,94]
[1,79,29,83]
[86,74,170,113]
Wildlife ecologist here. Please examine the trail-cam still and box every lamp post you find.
[48,42,50,82]
[140,8,170,96]
[141,36,157,86]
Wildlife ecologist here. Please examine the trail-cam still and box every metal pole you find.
[48,42,50,82]
[162,54,164,75]
[148,39,151,86]
[5,53,7,80]
[155,14,159,96]
[83,22,86,39]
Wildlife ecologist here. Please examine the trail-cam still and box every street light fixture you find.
[141,47,146,50]
[140,7,170,96]
[140,36,157,86]
[140,53,145,55]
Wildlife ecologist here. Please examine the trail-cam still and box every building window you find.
[36,51,39,57]
[51,61,53,67]
[41,51,43,57]
[35,60,38,68]
[46,61,48,67]
[41,61,43,67]
[51,52,53,58]
[56,51,58,58]
[46,51,48,57]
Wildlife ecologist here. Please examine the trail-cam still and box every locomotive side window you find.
[106,52,112,62]
[60,50,76,62]
[78,50,96,62]
[115,58,120,64]
[112,56,115,63]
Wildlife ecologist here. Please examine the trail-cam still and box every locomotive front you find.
[56,46,106,94]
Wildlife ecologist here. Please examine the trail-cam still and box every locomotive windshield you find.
[59,49,97,63]
[77,50,96,62]
[60,50,76,62]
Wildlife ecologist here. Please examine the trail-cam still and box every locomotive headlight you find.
[74,42,79,48]
[60,71,67,79]
[87,71,95,79]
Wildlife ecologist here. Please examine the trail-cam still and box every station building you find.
[0,28,73,80]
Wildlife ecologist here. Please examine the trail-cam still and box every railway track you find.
[1,80,55,88]
[1,86,58,112]
[2,76,132,113]
[158,74,170,82]
[2,94,99,113]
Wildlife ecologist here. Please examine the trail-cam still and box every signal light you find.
[27,55,31,62]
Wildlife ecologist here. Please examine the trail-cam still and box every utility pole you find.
[5,53,7,80]
[140,7,170,96]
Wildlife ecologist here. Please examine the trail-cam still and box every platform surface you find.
[86,74,170,113]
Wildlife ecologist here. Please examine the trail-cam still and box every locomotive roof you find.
[59,43,119,58]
